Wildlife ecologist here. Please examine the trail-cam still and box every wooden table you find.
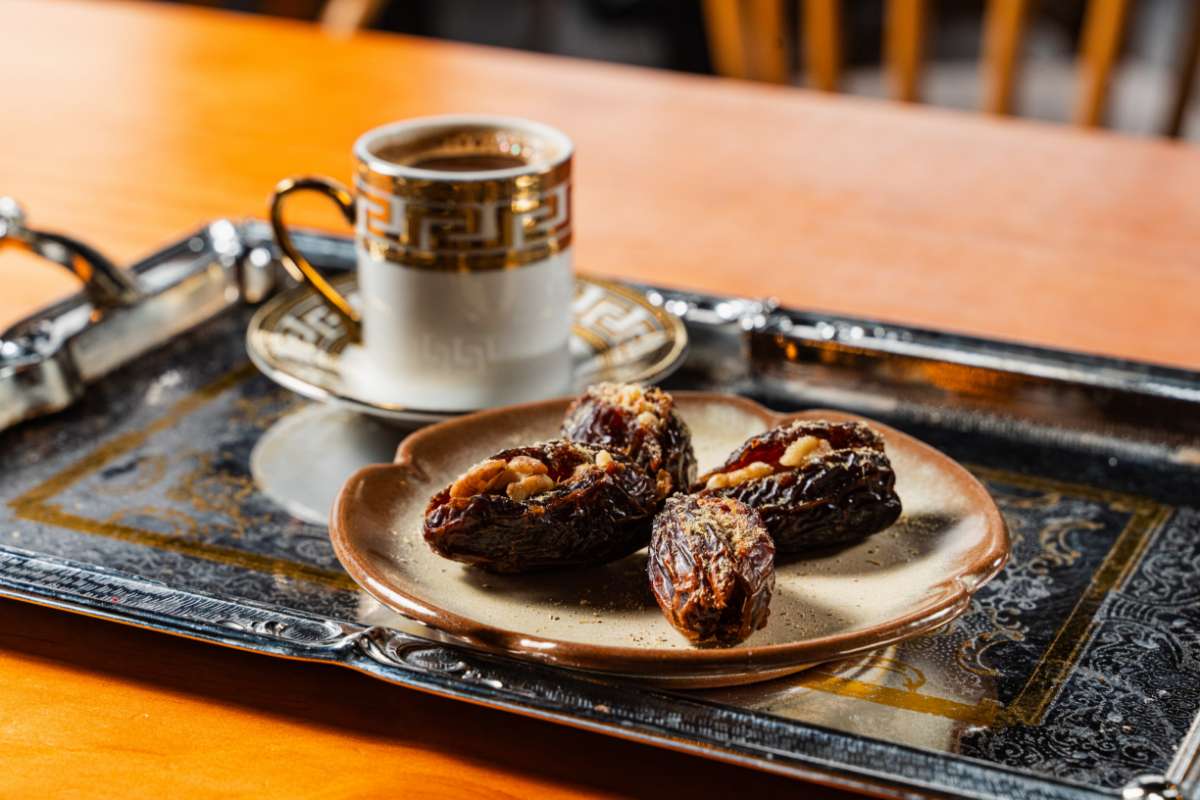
[2,1,1199,796]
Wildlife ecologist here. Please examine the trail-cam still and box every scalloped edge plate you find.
[330,394,1009,687]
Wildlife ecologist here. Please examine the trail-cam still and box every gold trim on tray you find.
[780,467,1170,726]
[7,365,355,591]
[796,663,1001,724]
[968,465,1171,727]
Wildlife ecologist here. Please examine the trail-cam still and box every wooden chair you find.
[703,0,1200,136]
[203,0,1199,137]
[319,0,387,35]
[180,0,386,33]
[185,0,326,18]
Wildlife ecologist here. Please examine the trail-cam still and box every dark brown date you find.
[648,494,774,645]
[561,382,696,501]
[694,420,901,553]
[424,440,657,573]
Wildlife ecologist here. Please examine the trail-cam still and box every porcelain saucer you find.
[246,274,688,425]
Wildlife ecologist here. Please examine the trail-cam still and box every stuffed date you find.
[562,382,696,501]
[423,440,657,573]
[694,420,901,553]
[648,494,774,645]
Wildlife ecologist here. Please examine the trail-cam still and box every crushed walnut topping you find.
[570,448,616,481]
[505,455,548,476]
[588,382,669,425]
[703,433,837,491]
[506,474,555,501]
[449,459,508,498]
[614,384,654,414]
[705,461,774,490]
[778,435,832,468]
[635,411,659,429]
[655,469,673,498]
[449,455,555,501]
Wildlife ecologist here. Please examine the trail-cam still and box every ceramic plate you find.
[246,274,687,425]
[330,395,1009,687]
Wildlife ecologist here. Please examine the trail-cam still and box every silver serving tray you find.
[1,219,1198,800]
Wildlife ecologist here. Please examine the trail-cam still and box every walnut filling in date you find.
[702,435,833,490]
[448,455,556,502]
[648,494,774,645]
[424,440,657,573]
[562,382,697,501]
[447,450,618,503]
[695,420,902,553]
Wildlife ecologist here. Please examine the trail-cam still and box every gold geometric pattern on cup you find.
[354,169,571,270]
[356,177,571,270]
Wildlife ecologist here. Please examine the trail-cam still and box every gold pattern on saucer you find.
[245,274,687,425]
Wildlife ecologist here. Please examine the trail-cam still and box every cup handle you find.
[269,175,361,340]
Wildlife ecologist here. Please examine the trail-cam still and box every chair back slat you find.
[700,0,748,77]
[745,0,791,83]
[319,0,384,34]
[1074,0,1131,126]
[320,0,385,34]
[1165,1,1200,138]
[704,0,752,79]
[981,0,1030,115]
[803,0,842,91]
[704,0,789,83]
[885,0,929,102]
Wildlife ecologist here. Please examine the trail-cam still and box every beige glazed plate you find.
[330,395,1009,688]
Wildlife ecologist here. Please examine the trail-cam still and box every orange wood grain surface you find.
[1,1,1199,796]
[0,599,823,799]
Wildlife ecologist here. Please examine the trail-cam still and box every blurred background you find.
[164,0,1199,140]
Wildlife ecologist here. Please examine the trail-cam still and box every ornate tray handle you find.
[0,197,144,308]
[0,204,268,431]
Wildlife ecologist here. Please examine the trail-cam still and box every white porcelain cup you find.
[269,115,574,411]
